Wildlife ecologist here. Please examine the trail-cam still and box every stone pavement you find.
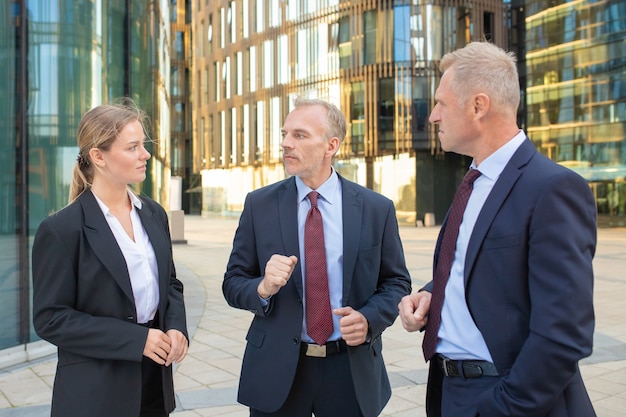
[1,215,625,417]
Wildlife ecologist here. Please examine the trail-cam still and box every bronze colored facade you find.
[191,0,508,223]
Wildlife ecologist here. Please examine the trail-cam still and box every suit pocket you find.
[355,245,381,276]
[246,326,265,348]
[482,234,519,250]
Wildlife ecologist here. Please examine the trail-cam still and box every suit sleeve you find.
[357,199,412,339]
[478,170,596,416]
[32,218,148,362]
[223,193,271,316]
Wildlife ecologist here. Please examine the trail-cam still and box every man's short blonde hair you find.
[440,42,520,114]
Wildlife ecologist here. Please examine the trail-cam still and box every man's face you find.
[280,105,336,187]
[429,68,477,156]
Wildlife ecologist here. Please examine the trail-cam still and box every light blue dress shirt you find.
[295,170,344,344]
[437,131,526,360]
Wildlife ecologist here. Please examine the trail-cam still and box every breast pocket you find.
[482,234,520,250]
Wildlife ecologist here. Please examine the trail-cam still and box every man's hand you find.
[398,291,432,332]
[334,306,368,346]
[165,329,189,366]
[257,254,298,299]
[143,328,171,365]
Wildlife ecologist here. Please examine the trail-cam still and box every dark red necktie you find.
[422,169,482,361]
[304,191,333,346]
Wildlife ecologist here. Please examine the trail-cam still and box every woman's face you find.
[95,120,151,186]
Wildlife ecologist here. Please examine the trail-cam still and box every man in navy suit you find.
[223,96,411,417]
[398,42,597,416]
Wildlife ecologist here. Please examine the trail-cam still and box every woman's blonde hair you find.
[69,98,148,203]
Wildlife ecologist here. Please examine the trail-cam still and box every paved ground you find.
[1,215,625,417]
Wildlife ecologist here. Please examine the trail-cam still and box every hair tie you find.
[76,153,90,168]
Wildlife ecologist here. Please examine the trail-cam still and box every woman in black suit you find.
[32,99,189,417]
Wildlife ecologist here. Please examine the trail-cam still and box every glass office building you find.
[0,0,172,365]
[522,0,626,226]
[170,0,199,213]
[192,0,508,224]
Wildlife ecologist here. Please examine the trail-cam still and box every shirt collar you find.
[471,130,526,181]
[93,188,143,215]
[295,167,340,205]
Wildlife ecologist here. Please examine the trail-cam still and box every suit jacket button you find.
[292,338,299,344]
[127,316,134,321]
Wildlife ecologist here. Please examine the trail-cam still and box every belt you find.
[301,340,348,358]
[436,354,499,378]
[139,318,156,328]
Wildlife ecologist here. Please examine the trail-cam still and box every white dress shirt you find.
[93,190,160,324]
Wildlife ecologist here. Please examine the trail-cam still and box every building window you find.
[256,100,265,161]
[214,61,220,101]
[231,107,237,164]
[287,0,299,21]
[225,56,231,99]
[394,5,411,63]
[242,0,249,38]
[379,78,395,151]
[317,23,329,75]
[350,82,365,154]
[256,0,264,32]
[364,10,377,65]
[199,117,205,168]
[207,15,212,54]
[220,7,225,48]
[270,96,281,161]
[236,51,243,95]
[250,46,257,92]
[278,34,289,84]
[411,76,430,149]
[243,104,250,163]
[220,110,226,165]
[208,114,213,166]
[296,29,308,79]
[338,16,351,69]
[229,1,236,43]
[270,0,281,27]
[263,40,274,88]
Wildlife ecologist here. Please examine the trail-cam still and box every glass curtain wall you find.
[525,0,626,226]
[0,1,21,350]
[0,0,170,358]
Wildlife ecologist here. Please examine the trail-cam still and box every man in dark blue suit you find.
[399,42,597,416]
[223,96,411,417]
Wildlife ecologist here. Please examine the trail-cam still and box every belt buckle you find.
[305,344,327,358]
[441,357,459,377]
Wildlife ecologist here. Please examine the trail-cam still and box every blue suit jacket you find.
[426,139,597,416]
[32,190,188,417]
[223,175,412,417]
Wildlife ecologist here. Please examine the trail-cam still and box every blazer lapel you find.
[464,138,536,282]
[80,190,135,306]
[340,178,363,302]
[278,178,303,295]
